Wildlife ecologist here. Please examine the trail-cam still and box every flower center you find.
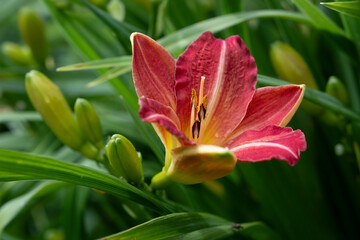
[190,76,207,142]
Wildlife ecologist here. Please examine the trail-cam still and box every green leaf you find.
[0,172,38,181]
[290,0,345,36]
[101,212,232,240]
[0,181,67,235]
[0,112,41,123]
[87,64,132,88]
[82,0,143,52]
[321,1,360,19]
[57,55,132,71]
[158,10,314,54]
[257,74,360,121]
[102,212,279,240]
[0,148,183,214]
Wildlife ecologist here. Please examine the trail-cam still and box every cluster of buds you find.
[26,70,144,187]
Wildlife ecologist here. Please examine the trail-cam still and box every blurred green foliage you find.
[0,0,360,239]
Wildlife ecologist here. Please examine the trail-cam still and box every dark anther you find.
[198,103,206,120]
[192,120,201,139]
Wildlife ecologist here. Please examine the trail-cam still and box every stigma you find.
[190,76,207,142]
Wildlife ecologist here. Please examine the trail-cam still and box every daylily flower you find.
[131,31,306,188]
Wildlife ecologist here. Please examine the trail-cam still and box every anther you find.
[192,120,201,139]
[198,103,206,121]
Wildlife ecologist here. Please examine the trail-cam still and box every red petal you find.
[131,33,176,109]
[139,97,193,146]
[227,85,305,141]
[225,125,306,166]
[175,31,257,144]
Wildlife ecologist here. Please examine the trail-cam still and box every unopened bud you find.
[107,0,126,22]
[326,76,349,106]
[270,41,318,89]
[75,98,104,150]
[106,134,144,186]
[1,42,33,66]
[25,70,85,150]
[151,145,236,188]
[18,7,48,66]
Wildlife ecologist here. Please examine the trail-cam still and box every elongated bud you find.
[107,0,126,22]
[1,42,33,66]
[106,134,144,186]
[270,41,318,89]
[75,98,104,150]
[151,145,236,188]
[326,76,349,106]
[25,70,85,150]
[18,7,48,66]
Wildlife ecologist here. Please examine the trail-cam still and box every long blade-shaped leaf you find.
[0,181,67,235]
[321,1,360,19]
[290,0,345,36]
[101,212,230,240]
[0,148,184,214]
[102,212,280,240]
[57,56,132,71]
[87,64,132,88]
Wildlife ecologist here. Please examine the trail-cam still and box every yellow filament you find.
[190,89,197,139]
[198,76,205,111]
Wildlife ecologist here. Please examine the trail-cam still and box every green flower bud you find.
[75,98,104,150]
[18,7,48,66]
[107,0,126,22]
[270,41,323,115]
[270,41,318,89]
[1,42,33,66]
[326,76,349,106]
[106,134,144,186]
[25,70,85,150]
[151,145,237,189]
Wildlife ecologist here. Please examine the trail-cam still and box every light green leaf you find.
[101,212,232,240]
[102,212,280,240]
[0,112,41,123]
[257,74,360,121]
[0,148,183,214]
[321,1,360,19]
[0,181,67,235]
[158,10,314,54]
[0,172,38,181]
[290,0,345,36]
[57,55,132,71]
[87,63,132,88]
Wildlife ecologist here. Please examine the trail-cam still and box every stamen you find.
[190,89,197,138]
[192,120,201,139]
[198,76,205,110]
